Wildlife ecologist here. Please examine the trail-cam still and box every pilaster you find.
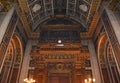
[105,7,120,44]
[88,40,102,83]
[19,40,32,83]
[101,7,120,73]
[0,7,18,73]
[0,7,15,44]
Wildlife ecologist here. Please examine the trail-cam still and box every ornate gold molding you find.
[109,0,120,11]
[0,0,12,12]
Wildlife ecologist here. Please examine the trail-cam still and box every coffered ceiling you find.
[20,0,100,32]
[0,0,102,39]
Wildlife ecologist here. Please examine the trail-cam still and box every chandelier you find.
[84,78,95,83]
[24,78,36,83]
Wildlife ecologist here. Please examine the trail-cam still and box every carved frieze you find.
[30,52,89,70]
[47,62,73,73]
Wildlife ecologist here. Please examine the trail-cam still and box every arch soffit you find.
[11,33,23,62]
[5,39,15,61]
[97,33,108,62]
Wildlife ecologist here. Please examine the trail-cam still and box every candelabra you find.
[84,78,95,83]
[24,78,36,83]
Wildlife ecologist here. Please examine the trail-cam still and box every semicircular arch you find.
[97,33,108,63]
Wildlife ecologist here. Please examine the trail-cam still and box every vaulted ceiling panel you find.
[24,0,100,32]
[26,0,53,31]
[54,0,67,15]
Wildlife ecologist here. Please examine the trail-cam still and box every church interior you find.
[0,0,120,83]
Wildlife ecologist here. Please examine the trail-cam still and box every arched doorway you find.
[0,34,23,83]
[97,34,120,83]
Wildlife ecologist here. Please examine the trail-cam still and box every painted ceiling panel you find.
[25,0,99,32]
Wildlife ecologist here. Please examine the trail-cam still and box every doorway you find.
[49,75,70,83]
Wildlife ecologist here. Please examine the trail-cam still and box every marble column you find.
[88,40,102,83]
[19,40,32,83]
